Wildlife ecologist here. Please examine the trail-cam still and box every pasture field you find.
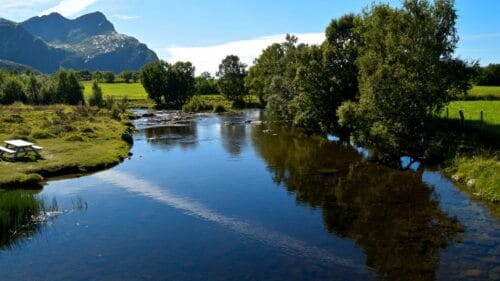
[445,101,500,127]
[82,81,152,108]
[457,86,500,100]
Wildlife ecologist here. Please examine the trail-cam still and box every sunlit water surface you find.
[0,110,498,281]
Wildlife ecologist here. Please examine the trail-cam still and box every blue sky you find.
[0,0,499,73]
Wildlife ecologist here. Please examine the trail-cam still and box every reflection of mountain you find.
[143,125,198,151]
[252,125,462,281]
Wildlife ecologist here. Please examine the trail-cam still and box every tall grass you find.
[0,190,41,246]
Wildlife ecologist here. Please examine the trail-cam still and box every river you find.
[0,110,498,281]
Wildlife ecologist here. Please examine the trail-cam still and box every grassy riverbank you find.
[442,100,500,202]
[0,104,131,188]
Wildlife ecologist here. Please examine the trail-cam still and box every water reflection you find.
[0,193,87,251]
[95,170,371,272]
[142,124,198,151]
[252,124,463,281]
[220,124,250,157]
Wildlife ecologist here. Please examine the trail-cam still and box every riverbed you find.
[0,110,498,281]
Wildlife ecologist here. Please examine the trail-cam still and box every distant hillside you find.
[0,59,39,73]
[0,12,158,73]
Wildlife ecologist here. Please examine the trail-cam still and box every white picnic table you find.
[0,139,43,160]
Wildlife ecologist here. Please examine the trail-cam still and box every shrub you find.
[213,104,226,113]
[182,96,213,112]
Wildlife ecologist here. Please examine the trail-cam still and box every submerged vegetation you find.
[0,190,41,247]
[0,104,131,188]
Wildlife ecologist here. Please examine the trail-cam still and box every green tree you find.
[217,55,247,104]
[141,60,169,105]
[476,64,500,86]
[164,61,196,106]
[40,70,84,105]
[92,71,103,82]
[338,0,462,162]
[195,72,218,95]
[26,73,41,104]
[89,80,104,107]
[120,70,133,83]
[132,71,141,83]
[0,76,27,105]
[102,71,115,83]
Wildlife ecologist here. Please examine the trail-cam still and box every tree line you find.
[0,69,84,105]
[139,0,477,163]
[245,0,476,163]
[140,55,246,107]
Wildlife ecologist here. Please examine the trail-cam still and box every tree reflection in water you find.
[252,124,463,281]
[143,124,198,151]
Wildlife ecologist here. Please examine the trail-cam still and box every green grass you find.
[0,104,131,188]
[455,86,500,100]
[446,155,500,203]
[441,100,500,203]
[0,190,41,246]
[445,101,500,129]
[469,86,500,99]
[82,81,153,108]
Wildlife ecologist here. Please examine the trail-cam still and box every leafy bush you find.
[213,104,226,113]
[182,96,213,112]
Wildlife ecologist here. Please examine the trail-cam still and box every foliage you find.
[47,69,85,105]
[120,70,133,83]
[164,61,196,107]
[88,80,104,107]
[0,76,27,105]
[195,72,218,95]
[476,64,500,86]
[92,71,103,82]
[247,18,360,133]
[140,60,195,107]
[102,71,115,83]
[182,95,213,112]
[338,0,465,161]
[140,60,168,105]
[213,104,226,113]
[217,55,247,103]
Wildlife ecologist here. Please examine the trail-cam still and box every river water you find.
[0,110,498,281]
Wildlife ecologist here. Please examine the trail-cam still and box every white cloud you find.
[40,0,98,17]
[163,33,325,75]
[112,14,139,21]
[0,0,53,9]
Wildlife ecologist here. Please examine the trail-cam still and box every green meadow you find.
[445,101,500,127]
[0,104,131,187]
[82,81,153,108]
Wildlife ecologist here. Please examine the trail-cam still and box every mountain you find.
[0,59,40,73]
[22,12,115,44]
[0,12,158,73]
[0,18,74,73]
